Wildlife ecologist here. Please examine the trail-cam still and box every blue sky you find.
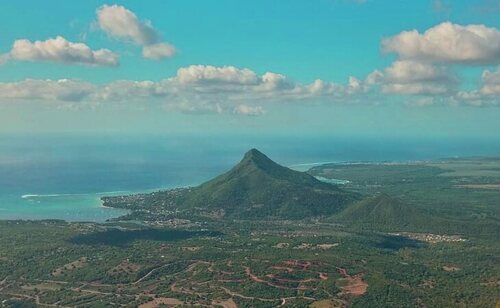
[0,0,499,137]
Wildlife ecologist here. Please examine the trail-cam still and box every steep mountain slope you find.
[178,149,359,219]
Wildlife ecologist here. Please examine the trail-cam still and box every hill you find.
[333,193,431,229]
[178,149,359,219]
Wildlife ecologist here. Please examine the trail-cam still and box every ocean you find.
[1,134,499,222]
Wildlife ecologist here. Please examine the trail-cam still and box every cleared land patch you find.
[108,260,142,275]
[337,268,368,296]
[310,299,346,308]
[442,266,461,272]
[139,297,184,307]
[52,257,87,276]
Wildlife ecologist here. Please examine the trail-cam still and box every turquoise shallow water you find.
[1,134,499,222]
[1,193,129,222]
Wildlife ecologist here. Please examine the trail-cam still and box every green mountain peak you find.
[177,149,359,219]
[243,148,265,159]
[236,148,290,175]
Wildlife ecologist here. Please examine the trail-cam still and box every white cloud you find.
[96,4,158,45]
[480,69,500,95]
[383,83,452,95]
[384,61,451,83]
[142,42,176,60]
[257,72,293,91]
[170,65,353,103]
[97,80,168,101]
[382,22,500,65]
[96,4,176,60]
[455,91,484,106]
[0,79,96,102]
[307,79,344,95]
[5,36,119,66]
[454,90,499,107]
[454,68,500,106]
[370,22,500,101]
[347,76,367,94]
[368,61,457,95]
[0,65,365,113]
[174,65,259,85]
[371,22,500,104]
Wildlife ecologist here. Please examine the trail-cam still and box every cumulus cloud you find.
[382,22,500,65]
[383,61,452,83]
[367,61,457,95]
[357,22,500,104]
[97,80,168,101]
[0,65,366,113]
[257,72,294,91]
[167,65,338,105]
[307,79,344,95]
[174,65,259,85]
[0,79,96,102]
[142,42,176,60]
[96,4,176,60]
[366,22,500,103]
[96,4,158,45]
[480,69,500,95]
[454,68,500,106]
[4,36,119,66]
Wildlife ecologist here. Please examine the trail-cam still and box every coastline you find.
[0,192,131,223]
[99,198,112,209]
